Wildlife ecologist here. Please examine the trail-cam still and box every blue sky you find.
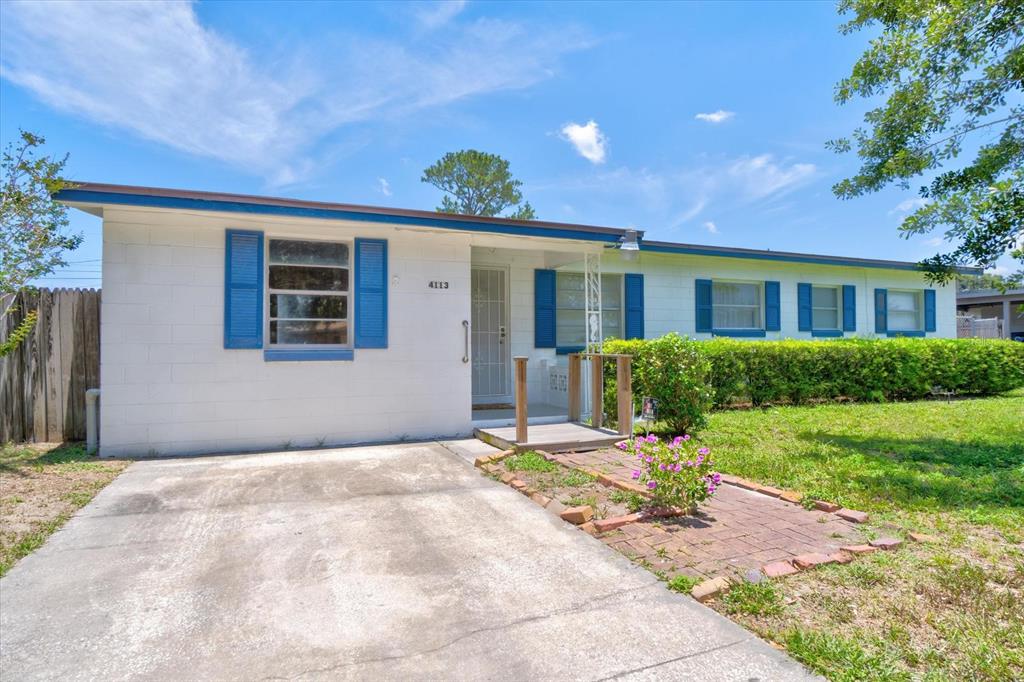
[1,0,1005,287]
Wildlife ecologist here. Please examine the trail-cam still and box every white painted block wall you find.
[100,207,475,457]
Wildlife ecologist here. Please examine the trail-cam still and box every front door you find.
[471,266,511,405]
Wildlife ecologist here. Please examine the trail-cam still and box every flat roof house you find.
[58,183,962,457]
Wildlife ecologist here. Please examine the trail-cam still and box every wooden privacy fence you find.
[1,289,100,443]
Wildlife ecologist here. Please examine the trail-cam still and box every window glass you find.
[888,290,922,331]
[268,238,349,346]
[555,273,623,346]
[712,281,762,329]
[269,240,349,267]
[812,285,839,330]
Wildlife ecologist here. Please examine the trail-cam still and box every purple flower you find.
[682,434,691,441]
[672,436,683,447]
[698,447,710,455]
[646,434,658,443]
[658,463,667,471]
[685,460,693,467]
[632,470,641,480]
[644,456,653,463]
[617,441,628,451]
[647,481,658,490]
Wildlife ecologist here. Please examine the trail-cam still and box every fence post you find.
[568,353,581,422]
[590,354,604,429]
[616,355,633,436]
[514,356,528,444]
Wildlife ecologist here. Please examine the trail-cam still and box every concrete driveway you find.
[0,442,815,681]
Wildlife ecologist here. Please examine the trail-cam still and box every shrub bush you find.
[602,335,1024,411]
[602,333,713,434]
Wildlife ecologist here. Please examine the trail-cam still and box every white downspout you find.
[86,388,101,454]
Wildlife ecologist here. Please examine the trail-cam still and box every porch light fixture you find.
[619,229,640,251]
[619,228,640,260]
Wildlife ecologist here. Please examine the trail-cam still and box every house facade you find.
[58,183,960,457]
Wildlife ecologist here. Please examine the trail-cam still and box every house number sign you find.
[427,280,450,290]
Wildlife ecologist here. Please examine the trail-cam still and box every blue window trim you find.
[556,345,586,355]
[264,349,354,362]
[811,329,844,338]
[712,329,766,338]
[886,330,926,338]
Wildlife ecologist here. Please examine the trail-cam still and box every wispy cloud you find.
[534,153,817,235]
[726,154,816,200]
[560,120,607,164]
[695,110,735,124]
[0,1,590,185]
[377,178,392,196]
[890,197,929,214]
[414,1,468,30]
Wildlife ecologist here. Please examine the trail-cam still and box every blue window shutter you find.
[534,269,556,348]
[797,283,812,331]
[842,285,856,332]
[624,273,644,339]
[224,229,264,349]
[355,238,388,348]
[764,281,780,331]
[924,289,936,332]
[874,288,888,334]
[695,279,713,333]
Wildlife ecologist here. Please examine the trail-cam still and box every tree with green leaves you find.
[829,0,1023,282]
[1,130,80,356]
[421,149,537,220]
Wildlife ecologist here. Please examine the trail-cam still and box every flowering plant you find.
[617,434,721,511]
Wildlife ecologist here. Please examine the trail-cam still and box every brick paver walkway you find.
[550,448,864,580]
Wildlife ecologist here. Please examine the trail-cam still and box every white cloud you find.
[377,177,392,196]
[985,265,1010,276]
[415,1,467,30]
[695,110,735,124]
[560,120,607,164]
[702,221,719,234]
[890,197,929,214]
[923,236,944,247]
[0,1,590,185]
[726,154,816,200]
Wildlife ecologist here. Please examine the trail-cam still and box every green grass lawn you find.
[691,393,1024,681]
[702,392,1024,536]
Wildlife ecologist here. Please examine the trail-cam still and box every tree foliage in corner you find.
[1,130,80,356]
[422,149,536,220]
[829,0,1023,283]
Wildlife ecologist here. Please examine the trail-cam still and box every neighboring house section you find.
[957,288,1024,340]
[58,183,964,457]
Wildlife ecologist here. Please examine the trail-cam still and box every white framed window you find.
[266,238,351,347]
[712,281,762,330]
[555,272,623,347]
[812,285,840,330]
[888,289,923,331]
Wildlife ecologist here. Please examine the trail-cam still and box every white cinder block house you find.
[58,183,960,457]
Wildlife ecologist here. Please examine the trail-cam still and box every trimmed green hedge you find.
[602,335,1024,430]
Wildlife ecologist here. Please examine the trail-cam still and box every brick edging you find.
[718,473,870,526]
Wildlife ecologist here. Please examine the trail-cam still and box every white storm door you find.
[471,266,511,404]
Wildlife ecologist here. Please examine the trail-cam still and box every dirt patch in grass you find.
[1,442,130,576]
[708,521,1024,681]
[501,451,645,519]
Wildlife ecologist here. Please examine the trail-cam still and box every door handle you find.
[462,320,470,363]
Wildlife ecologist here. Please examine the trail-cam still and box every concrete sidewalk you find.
[0,442,816,681]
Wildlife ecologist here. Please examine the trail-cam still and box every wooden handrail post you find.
[514,356,528,444]
[567,353,581,422]
[616,355,633,436]
[590,354,604,429]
